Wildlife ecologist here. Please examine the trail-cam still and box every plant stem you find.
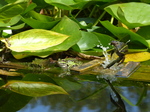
[74,9,82,18]
[93,11,106,26]
[110,17,114,24]
[0,30,3,37]
[89,5,97,18]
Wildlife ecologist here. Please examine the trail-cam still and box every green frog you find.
[105,41,128,68]
[57,58,82,76]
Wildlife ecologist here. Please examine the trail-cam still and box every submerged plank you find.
[70,59,103,75]
[71,59,150,82]
[115,61,140,77]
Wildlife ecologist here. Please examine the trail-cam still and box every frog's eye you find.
[111,41,119,45]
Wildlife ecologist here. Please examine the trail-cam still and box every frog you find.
[57,58,82,76]
[105,40,128,68]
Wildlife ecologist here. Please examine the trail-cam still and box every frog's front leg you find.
[117,55,125,65]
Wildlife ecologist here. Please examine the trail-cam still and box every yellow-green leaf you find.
[125,52,150,62]
[1,29,69,52]
[1,80,68,97]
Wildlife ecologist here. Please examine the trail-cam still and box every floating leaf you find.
[53,78,81,91]
[105,2,150,28]
[125,52,150,62]
[2,81,68,97]
[1,29,69,59]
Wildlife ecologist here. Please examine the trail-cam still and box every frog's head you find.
[110,40,128,54]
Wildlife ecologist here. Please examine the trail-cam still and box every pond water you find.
[1,58,150,112]
[18,82,150,112]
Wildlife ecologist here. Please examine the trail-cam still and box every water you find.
[18,82,150,112]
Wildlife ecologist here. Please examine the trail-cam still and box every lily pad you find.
[1,81,68,97]
[105,2,150,28]
[1,29,69,52]
[0,29,69,59]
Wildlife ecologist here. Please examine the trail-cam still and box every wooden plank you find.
[115,61,140,77]
[70,59,103,75]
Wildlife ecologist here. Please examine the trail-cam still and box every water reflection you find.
[18,82,150,112]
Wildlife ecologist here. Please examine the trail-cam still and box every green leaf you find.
[0,15,21,27]
[1,29,69,59]
[101,21,149,48]
[27,10,54,22]
[12,16,81,59]
[137,26,150,47]
[77,31,99,50]
[1,29,69,52]
[44,0,86,10]
[0,23,25,30]
[0,91,32,112]
[53,78,81,92]
[2,80,68,97]
[0,0,7,8]
[22,2,37,14]
[52,16,81,51]
[93,32,115,47]
[21,17,59,29]
[0,1,27,20]
[21,10,59,29]
[32,0,50,8]
[105,2,150,28]
[44,0,117,10]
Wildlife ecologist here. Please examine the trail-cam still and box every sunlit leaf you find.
[125,52,150,62]
[0,29,70,59]
[2,81,68,97]
[1,29,69,52]
[105,2,150,28]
